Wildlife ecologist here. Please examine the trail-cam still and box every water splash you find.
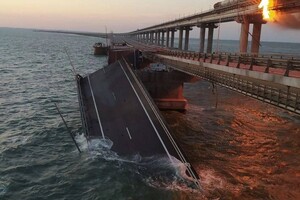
[74,132,88,151]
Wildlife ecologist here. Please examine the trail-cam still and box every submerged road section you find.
[76,57,200,188]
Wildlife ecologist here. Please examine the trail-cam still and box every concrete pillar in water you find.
[251,23,262,54]
[157,31,161,45]
[239,20,250,53]
[178,27,184,50]
[153,32,155,43]
[184,27,192,51]
[146,33,149,43]
[199,25,206,53]
[152,32,155,43]
[207,24,215,53]
[166,29,170,48]
[155,32,158,44]
[161,31,165,46]
[170,29,175,48]
[149,32,153,43]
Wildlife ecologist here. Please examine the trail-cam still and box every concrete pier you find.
[157,31,161,45]
[184,27,192,51]
[199,25,206,53]
[146,33,149,43]
[150,32,154,43]
[207,24,215,53]
[240,20,250,53]
[161,30,165,46]
[170,29,175,48]
[178,27,184,50]
[251,23,262,54]
[166,29,170,48]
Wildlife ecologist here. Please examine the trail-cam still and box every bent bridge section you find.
[76,57,200,188]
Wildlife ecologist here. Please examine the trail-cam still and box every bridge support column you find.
[207,24,215,53]
[199,25,206,53]
[251,23,262,54]
[237,15,266,54]
[170,29,175,48]
[155,32,158,44]
[146,33,149,43]
[152,32,155,43]
[184,27,192,51]
[166,29,170,48]
[157,31,161,45]
[149,32,153,43]
[161,31,165,46]
[178,27,184,50]
[240,20,250,53]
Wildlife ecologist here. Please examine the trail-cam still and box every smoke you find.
[274,13,300,29]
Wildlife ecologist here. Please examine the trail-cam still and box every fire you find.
[258,0,274,21]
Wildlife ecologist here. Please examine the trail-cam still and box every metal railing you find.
[159,50,300,77]
[145,52,300,114]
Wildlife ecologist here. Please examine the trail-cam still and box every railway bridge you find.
[125,0,300,55]
[112,0,300,114]
[75,0,300,189]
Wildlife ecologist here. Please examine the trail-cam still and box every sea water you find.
[1,28,300,199]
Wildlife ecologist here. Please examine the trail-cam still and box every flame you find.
[258,0,275,21]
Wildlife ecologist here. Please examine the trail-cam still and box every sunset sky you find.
[0,0,299,42]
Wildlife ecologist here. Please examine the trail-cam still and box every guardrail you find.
[144,52,300,114]
[159,50,300,77]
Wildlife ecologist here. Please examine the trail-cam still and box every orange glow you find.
[258,0,275,21]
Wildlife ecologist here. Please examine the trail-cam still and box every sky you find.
[0,0,299,43]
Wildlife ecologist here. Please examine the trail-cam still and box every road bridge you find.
[76,56,200,188]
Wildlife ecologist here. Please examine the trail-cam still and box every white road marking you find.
[126,127,132,140]
[122,57,201,189]
[118,60,173,161]
[87,75,105,139]
[112,92,117,101]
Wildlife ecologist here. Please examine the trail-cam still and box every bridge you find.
[75,0,300,190]
[125,0,300,54]
[112,0,300,114]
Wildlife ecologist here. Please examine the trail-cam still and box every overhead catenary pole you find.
[54,103,81,153]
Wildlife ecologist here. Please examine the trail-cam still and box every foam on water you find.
[76,132,202,192]
[74,132,88,151]
[0,179,8,196]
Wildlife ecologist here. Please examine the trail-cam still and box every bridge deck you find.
[76,57,199,187]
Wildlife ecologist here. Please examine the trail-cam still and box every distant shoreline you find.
[34,29,107,38]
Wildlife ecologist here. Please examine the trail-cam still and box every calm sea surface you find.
[0,28,299,200]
